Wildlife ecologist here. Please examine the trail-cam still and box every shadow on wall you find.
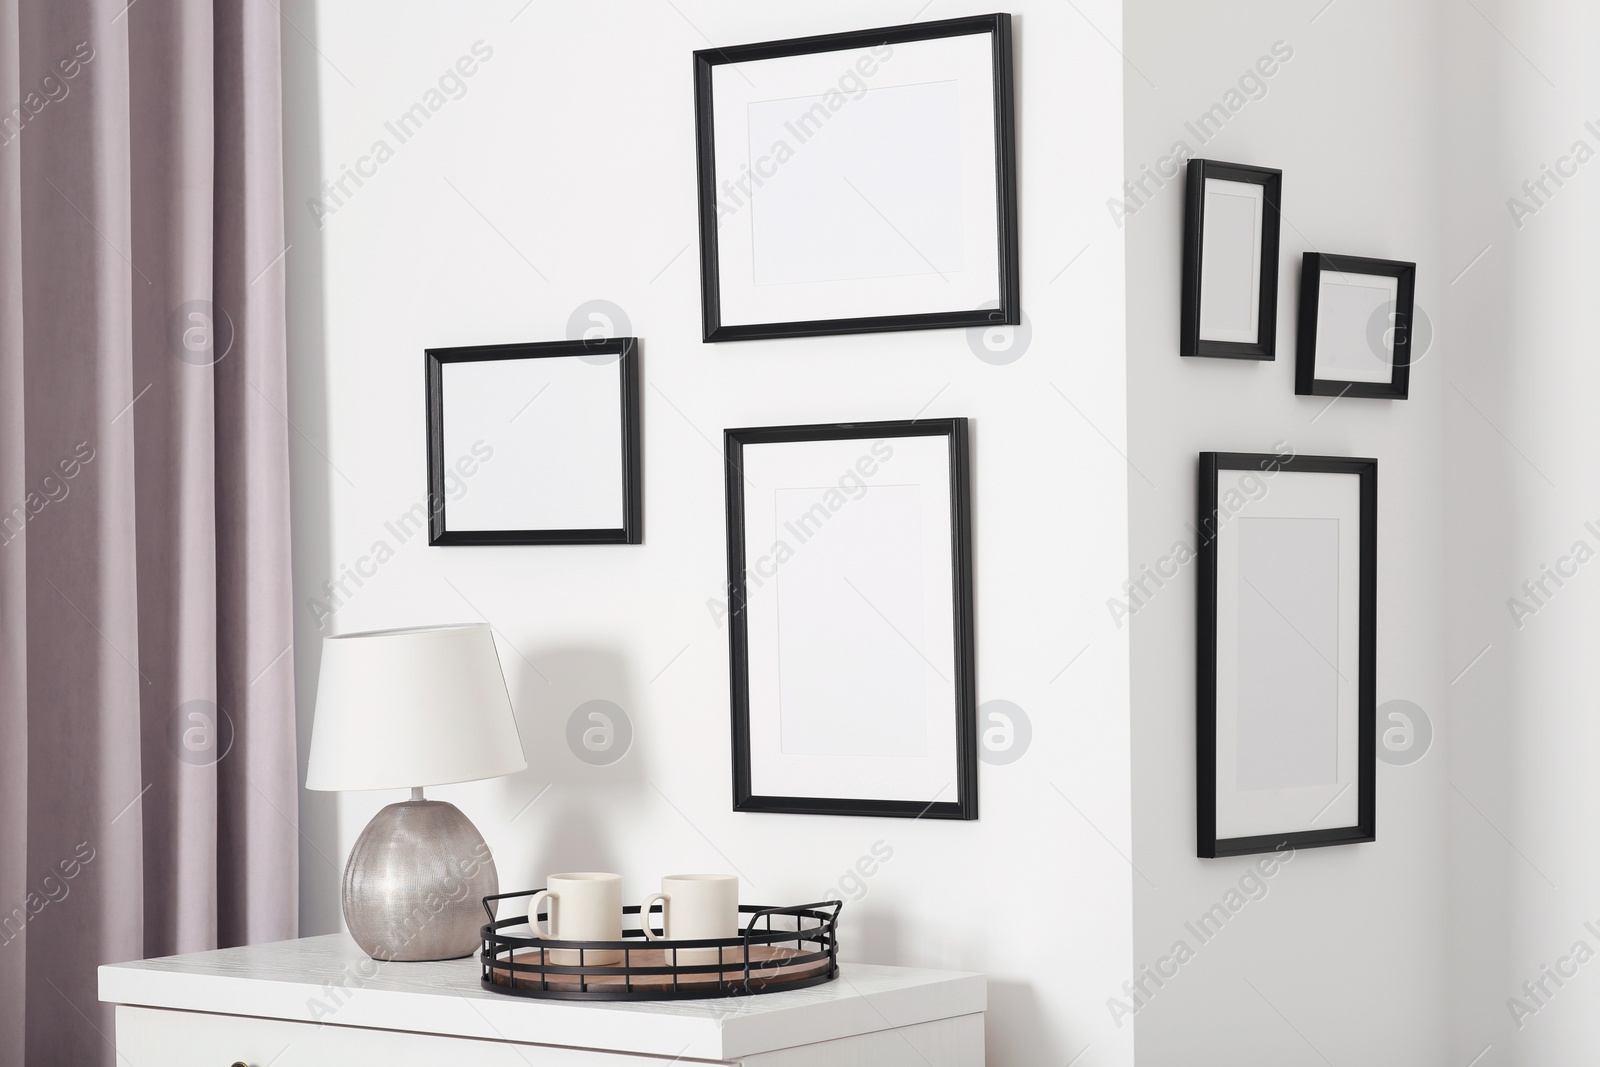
[986,979,1066,1065]
[281,0,338,936]
[852,903,903,964]
[492,645,641,891]
[1442,11,1520,1057]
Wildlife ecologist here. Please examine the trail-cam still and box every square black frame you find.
[724,418,977,819]
[1196,451,1377,858]
[424,337,642,546]
[1295,252,1416,399]
[1180,159,1283,360]
[693,14,1019,343]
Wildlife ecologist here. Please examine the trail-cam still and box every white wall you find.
[279,3,1600,1063]
[281,3,1133,1064]
[1123,2,1452,1063]
[1442,2,1600,1063]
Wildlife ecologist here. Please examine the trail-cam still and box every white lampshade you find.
[306,623,527,792]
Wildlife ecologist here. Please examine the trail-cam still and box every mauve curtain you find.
[0,1,299,1064]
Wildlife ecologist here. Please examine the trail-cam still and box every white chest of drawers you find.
[99,934,986,1066]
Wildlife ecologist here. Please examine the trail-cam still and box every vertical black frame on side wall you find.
[725,419,977,819]
[1197,451,1377,858]
[1180,159,1283,360]
[425,337,643,546]
[1295,252,1416,399]
[694,14,1019,342]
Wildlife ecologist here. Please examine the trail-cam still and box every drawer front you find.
[741,1015,984,1067]
[115,1006,724,1066]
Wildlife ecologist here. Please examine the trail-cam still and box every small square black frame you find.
[693,14,1019,343]
[1196,451,1377,858]
[1180,159,1282,360]
[1295,252,1416,399]
[724,418,977,820]
[424,337,642,546]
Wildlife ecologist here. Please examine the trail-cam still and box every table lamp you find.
[306,623,527,961]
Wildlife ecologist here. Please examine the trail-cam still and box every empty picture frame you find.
[1181,159,1282,359]
[1197,451,1376,858]
[693,14,1019,342]
[424,338,642,545]
[1295,252,1416,399]
[724,419,977,819]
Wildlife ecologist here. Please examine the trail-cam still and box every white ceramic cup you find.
[641,874,740,967]
[527,872,623,965]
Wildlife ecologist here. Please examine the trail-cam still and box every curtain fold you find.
[212,0,298,950]
[0,2,298,1063]
[0,0,29,1053]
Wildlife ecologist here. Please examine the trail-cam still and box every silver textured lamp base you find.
[342,797,497,962]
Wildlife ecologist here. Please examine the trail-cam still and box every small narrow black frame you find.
[425,338,642,546]
[1180,159,1283,360]
[724,419,977,820]
[1295,252,1416,399]
[693,14,1019,343]
[1196,451,1377,858]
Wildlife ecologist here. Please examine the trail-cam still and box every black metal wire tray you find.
[480,891,841,1000]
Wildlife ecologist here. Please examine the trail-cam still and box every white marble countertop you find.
[99,934,986,1060]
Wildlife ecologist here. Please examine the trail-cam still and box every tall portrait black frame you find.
[724,418,977,820]
[1196,451,1377,858]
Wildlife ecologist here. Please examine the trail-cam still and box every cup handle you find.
[527,890,556,939]
[640,892,669,941]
